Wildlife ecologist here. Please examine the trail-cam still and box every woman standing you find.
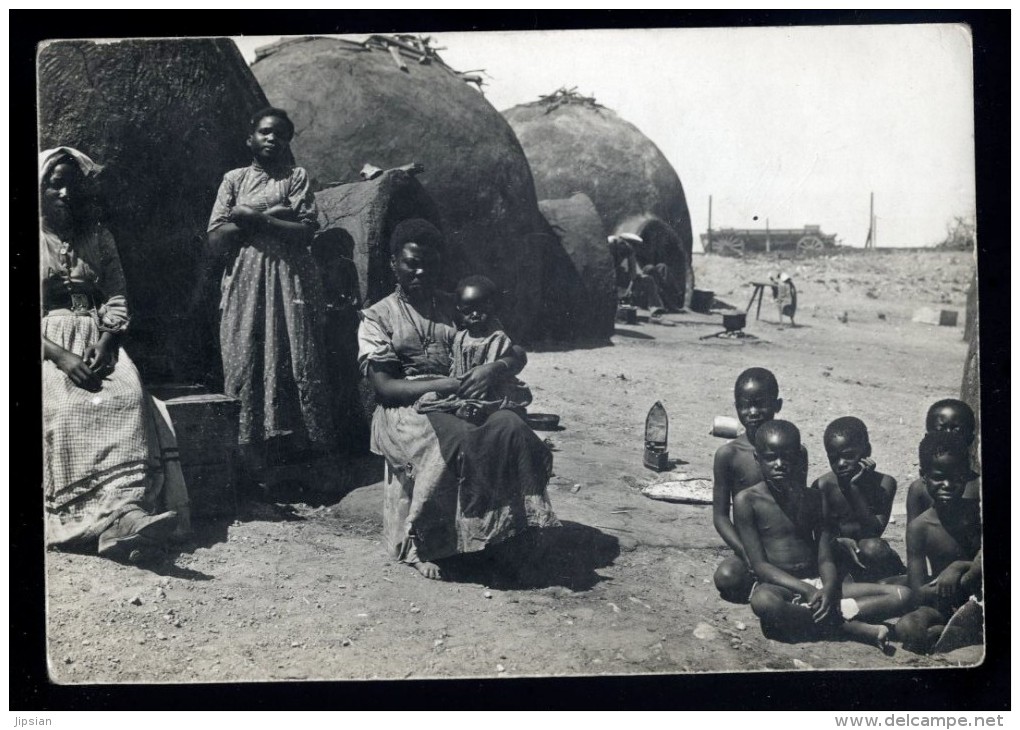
[358,219,559,580]
[41,147,186,561]
[207,108,336,478]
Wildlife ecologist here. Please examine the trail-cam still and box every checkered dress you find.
[42,224,187,547]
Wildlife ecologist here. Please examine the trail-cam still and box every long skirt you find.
[42,312,188,548]
[219,242,336,448]
[371,405,559,562]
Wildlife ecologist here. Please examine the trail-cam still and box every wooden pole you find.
[868,192,875,249]
[766,217,771,253]
[707,195,713,252]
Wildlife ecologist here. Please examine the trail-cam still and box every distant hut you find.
[251,35,546,339]
[535,194,616,341]
[38,38,270,386]
[503,89,695,308]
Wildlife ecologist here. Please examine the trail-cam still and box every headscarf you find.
[39,146,103,184]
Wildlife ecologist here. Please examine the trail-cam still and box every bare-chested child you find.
[813,416,905,581]
[713,367,785,602]
[905,399,980,525]
[893,432,982,654]
[735,420,912,651]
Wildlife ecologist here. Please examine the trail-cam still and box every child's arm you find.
[812,502,842,623]
[734,492,817,596]
[906,518,936,606]
[960,549,982,597]
[905,479,928,527]
[874,473,898,534]
[712,447,746,561]
[840,460,885,538]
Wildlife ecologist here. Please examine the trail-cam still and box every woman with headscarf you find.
[207,107,336,484]
[358,219,559,580]
[41,147,187,562]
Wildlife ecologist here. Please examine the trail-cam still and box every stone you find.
[692,623,719,641]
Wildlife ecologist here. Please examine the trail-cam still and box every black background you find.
[10,10,1010,711]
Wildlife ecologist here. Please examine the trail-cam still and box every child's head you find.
[456,275,499,334]
[823,416,872,480]
[919,431,975,506]
[247,107,295,164]
[925,399,976,445]
[753,420,803,490]
[733,367,782,440]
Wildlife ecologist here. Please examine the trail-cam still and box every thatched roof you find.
[252,36,546,339]
[503,91,695,307]
[38,38,270,386]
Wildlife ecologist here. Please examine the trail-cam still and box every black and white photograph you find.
[26,15,1005,700]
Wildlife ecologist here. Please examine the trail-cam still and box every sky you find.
[233,25,975,250]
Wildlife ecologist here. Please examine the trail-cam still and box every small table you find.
[745,281,775,320]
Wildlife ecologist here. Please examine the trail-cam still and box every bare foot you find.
[841,620,893,653]
[412,561,443,580]
[875,625,894,654]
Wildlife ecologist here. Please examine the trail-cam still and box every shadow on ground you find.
[439,520,620,592]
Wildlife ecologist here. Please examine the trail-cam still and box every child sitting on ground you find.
[894,431,982,654]
[813,416,905,581]
[734,420,912,651]
[415,275,531,424]
[713,367,789,602]
[905,399,981,525]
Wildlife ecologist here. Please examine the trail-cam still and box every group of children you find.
[712,367,982,654]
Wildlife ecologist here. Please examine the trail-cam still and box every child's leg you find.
[857,538,907,580]
[749,584,816,639]
[842,582,913,622]
[839,619,891,651]
[714,555,754,603]
[893,607,946,654]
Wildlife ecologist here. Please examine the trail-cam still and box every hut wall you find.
[313,168,443,454]
[252,37,546,340]
[503,100,694,307]
[536,194,616,341]
[38,38,270,387]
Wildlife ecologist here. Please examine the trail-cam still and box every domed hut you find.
[503,89,695,308]
[535,193,616,341]
[251,35,546,339]
[38,38,271,386]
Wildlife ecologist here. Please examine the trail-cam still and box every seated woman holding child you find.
[357,219,559,580]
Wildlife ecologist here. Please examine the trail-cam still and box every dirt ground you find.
[45,248,983,684]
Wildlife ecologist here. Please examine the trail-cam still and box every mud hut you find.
[251,35,546,339]
[535,194,616,341]
[960,269,980,469]
[313,167,443,452]
[503,89,695,308]
[38,38,270,386]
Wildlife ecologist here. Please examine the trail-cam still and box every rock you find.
[792,658,813,670]
[735,621,747,631]
[341,639,352,647]
[692,623,719,641]
[410,606,421,614]
[483,590,493,599]
[496,664,506,672]
[291,641,301,648]
[129,596,142,606]
[570,484,582,493]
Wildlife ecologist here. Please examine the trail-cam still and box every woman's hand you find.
[228,205,266,230]
[457,362,507,399]
[83,337,117,377]
[54,349,101,391]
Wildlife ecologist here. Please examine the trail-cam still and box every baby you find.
[415,275,531,424]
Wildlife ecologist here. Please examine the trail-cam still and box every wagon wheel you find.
[796,235,825,253]
[712,235,745,256]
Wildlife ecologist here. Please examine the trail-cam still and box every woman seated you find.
[41,147,187,563]
[357,219,559,580]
